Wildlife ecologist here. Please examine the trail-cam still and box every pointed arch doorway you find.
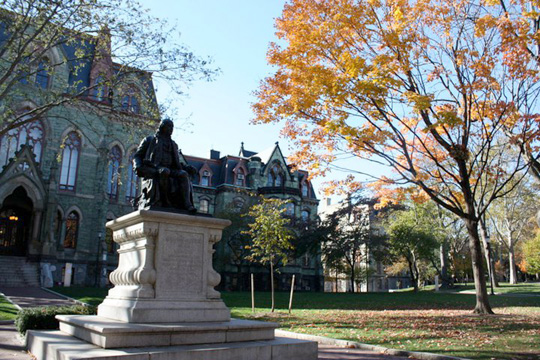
[0,187,33,256]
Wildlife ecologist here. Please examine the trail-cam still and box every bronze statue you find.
[132,119,197,213]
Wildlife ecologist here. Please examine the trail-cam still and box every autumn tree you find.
[254,0,540,314]
[522,233,540,276]
[244,197,295,312]
[0,0,216,140]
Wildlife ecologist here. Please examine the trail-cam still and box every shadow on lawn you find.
[223,291,539,311]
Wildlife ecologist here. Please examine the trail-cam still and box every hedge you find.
[15,305,96,335]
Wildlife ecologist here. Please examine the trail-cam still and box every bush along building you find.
[183,142,323,292]
[0,25,158,287]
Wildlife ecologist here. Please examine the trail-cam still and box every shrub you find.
[15,305,96,335]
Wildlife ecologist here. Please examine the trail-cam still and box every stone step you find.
[58,316,278,349]
[0,256,39,287]
[27,330,318,360]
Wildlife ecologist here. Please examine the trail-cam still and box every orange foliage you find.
[253,0,540,218]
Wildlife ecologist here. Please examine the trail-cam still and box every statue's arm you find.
[133,137,157,177]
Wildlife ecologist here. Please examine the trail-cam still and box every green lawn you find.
[0,294,19,321]
[53,285,540,360]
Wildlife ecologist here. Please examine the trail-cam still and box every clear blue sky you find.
[138,1,370,200]
[140,0,287,159]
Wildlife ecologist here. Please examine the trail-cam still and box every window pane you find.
[59,132,81,191]
[35,60,50,89]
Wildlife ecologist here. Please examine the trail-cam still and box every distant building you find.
[318,198,410,292]
[186,142,323,292]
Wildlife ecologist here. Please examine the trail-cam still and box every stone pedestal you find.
[27,210,317,360]
[97,210,230,323]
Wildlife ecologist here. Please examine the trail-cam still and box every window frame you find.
[59,131,82,192]
[63,211,80,249]
[107,145,123,200]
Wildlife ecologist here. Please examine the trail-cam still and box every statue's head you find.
[157,119,174,137]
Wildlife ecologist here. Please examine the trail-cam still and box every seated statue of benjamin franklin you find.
[132,119,197,213]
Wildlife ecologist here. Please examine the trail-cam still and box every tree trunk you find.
[408,260,418,292]
[270,262,275,312]
[464,218,494,314]
[350,267,356,293]
[508,244,517,285]
[439,241,452,288]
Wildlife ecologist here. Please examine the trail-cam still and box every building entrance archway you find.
[0,187,33,256]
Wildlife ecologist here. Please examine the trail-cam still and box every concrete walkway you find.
[0,286,411,360]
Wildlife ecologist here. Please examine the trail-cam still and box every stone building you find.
[0,27,323,289]
[185,142,323,292]
[318,198,411,292]
[0,26,156,286]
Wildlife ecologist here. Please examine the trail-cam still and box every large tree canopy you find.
[253,0,540,313]
[0,0,217,138]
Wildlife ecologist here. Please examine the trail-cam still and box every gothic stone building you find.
[0,28,323,290]
[186,143,323,292]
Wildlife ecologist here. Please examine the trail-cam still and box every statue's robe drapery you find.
[132,134,194,210]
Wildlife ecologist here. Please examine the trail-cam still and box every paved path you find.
[0,286,410,360]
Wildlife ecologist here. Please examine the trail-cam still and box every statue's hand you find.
[185,165,197,176]
[158,167,171,177]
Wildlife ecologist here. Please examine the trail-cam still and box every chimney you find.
[210,150,220,160]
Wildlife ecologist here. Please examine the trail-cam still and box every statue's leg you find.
[159,175,170,207]
[177,171,196,212]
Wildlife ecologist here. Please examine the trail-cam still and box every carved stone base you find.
[97,298,230,323]
[97,210,231,323]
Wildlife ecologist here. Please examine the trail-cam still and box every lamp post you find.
[485,233,495,296]
[95,231,103,287]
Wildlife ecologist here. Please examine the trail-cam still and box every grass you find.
[53,284,540,360]
[0,294,19,321]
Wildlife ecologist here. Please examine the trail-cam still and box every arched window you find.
[91,75,106,102]
[286,202,295,216]
[107,145,122,200]
[35,59,50,89]
[125,150,139,202]
[201,170,211,187]
[267,164,284,187]
[235,168,245,186]
[301,210,310,222]
[121,89,140,114]
[199,199,209,213]
[267,172,274,186]
[18,57,30,84]
[275,173,283,187]
[64,211,79,249]
[0,117,44,167]
[59,132,81,191]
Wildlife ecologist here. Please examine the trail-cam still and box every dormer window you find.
[234,167,246,186]
[201,170,211,186]
[121,89,140,114]
[91,75,106,102]
[302,181,309,197]
[275,173,283,187]
[267,164,284,187]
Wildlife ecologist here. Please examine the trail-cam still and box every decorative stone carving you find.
[97,210,232,323]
